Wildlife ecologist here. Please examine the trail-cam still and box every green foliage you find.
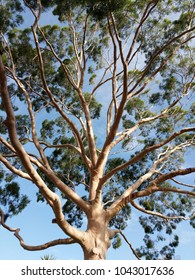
[109,205,131,231]
[136,188,194,259]
[112,234,122,249]
[0,0,23,33]
[7,28,37,77]
[85,93,102,119]
[62,198,85,228]
[84,0,130,20]
[0,180,30,218]
[45,0,131,21]
[190,217,195,229]
[125,98,145,115]
[0,116,6,134]
[40,117,67,140]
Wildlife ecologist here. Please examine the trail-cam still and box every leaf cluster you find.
[0,0,23,33]
[0,170,30,219]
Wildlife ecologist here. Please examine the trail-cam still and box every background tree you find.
[0,0,195,260]
[41,254,56,260]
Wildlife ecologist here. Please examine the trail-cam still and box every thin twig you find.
[119,231,141,260]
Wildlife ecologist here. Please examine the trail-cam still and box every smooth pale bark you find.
[82,205,111,260]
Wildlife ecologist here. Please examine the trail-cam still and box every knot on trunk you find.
[89,247,104,260]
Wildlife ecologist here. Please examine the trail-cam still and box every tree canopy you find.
[0,0,195,260]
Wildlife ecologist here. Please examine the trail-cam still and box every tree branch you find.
[126,0,159,63]
[107,17,119,119]
[28,156,90,214]
[0,133,90,214]
[107,167,195,222]
[130,199,195,221]
[109,12,125,66]
[106,169,157,221]
[41,141,83,154]
[106,145,193,220]
[0,154,32,181]
[0,140,91,215]
[0,209,76,252]
[100,127,195,186]
[17,79,50,167]
[128,25,195,97]
[170,178,195,189]
[38,25,97,168]
[95,63,128,175]
[0,54,88,242]
[119,230,141,260]
[153,167,195,186]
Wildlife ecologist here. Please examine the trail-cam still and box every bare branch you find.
[0,134,90,214]
[95,62,128,175]
[0,154,32,181]
[109,13,125,66]
[130,199,195,221]
[128,25,195,97]
[0,136,16,153]
[170,178,195,188]
[0,139,90,215]
[37,27,78,90]
[130,169,195,200]
[23,6,90,167]
[0,54,89,242]
[68,15,83,74]
[106,169,157,220]
[153,167,195,186]
[41,141,83,154]
[0,209,76,252]
[107,17,119,117]
[0,32,15,73]
[106,145,194,220]
[18,80,50,167]
[126,0,159,63]
[29,156,90,214]
[32,28,91,168]
[119,231,141,260]
[100,127,195,186]
[37,25,97,167]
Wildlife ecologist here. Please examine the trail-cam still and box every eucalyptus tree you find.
[0,0,195,260]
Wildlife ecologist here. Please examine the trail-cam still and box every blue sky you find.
[0,2,195,260]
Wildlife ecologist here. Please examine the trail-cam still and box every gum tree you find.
[0,0,195,260]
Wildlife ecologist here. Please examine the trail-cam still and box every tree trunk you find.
[81,205,111,260]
